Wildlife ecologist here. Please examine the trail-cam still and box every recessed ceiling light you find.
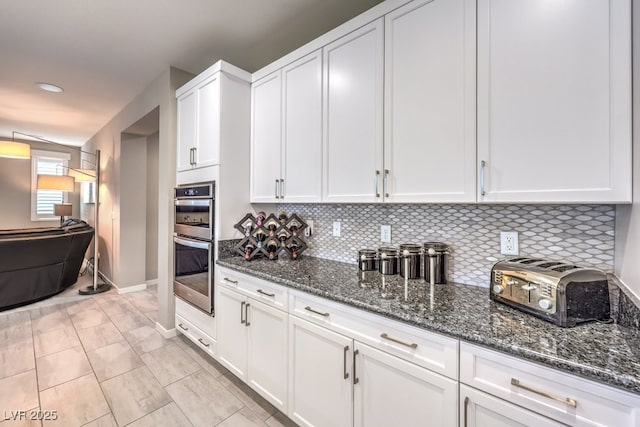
[36,82,64,93]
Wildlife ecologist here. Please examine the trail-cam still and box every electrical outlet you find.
[304,220,313,238]
[332,221,341,237]
[380,225,391,243]
[500,231,519,255]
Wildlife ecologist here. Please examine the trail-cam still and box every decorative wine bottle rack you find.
[233,212,308,261]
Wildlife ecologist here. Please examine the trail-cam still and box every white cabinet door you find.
[282,50,323,203]
[477,0,632,203]
[288,316,353,427]
[384,0,476,203]
[246,299,288,413]
[251,71,282,203]
[195,74,221,168]
[176,91,196,172]
[353,342,457,427]
[216,286,248,380]
[461,385,565,427]
[323,19,384,203]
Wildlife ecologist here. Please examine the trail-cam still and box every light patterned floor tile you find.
[36,346,92,391]
[30,308,72,335]
[76,322,125,352]
[0,370,38,414]
[126,402,192,427]
[100,366,171,426]
[79,413,117,427]
[166,370,243,427]
[70,309,110,330]
[218,407,268,427]
[33,326,81,358]
[265,411,298,427]
[174,335,228,378]
[39,373,109,427]
[123,325,168,355]
[219,374,276,420]
[140,343,200,386]
[0,340,34,380]
[86,341,143,382]
[108,311,152,333]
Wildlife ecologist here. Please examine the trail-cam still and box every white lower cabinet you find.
[353,342,457,427]
[175,297,216,358]
[460,385,564,427]
[288,315,353,427]
[216,283,288,413]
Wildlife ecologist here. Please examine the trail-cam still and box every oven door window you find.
[175,200,211,229]
[174,237,210,298]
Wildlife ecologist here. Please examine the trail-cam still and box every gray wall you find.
[146,132,159,281]
[0,140,80,229]
[614,2,640,299]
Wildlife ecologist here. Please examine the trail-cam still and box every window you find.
[31,149,71,221]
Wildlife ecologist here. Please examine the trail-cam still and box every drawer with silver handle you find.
[175,314,216,358]
[217,267,288,311]
[460,342,640,426]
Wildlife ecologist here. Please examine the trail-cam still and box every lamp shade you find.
[37,174,75,192]
[53,203,72,216]
[0,140,31,159]
[68,168,96,182]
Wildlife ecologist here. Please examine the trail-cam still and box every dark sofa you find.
[0,219,94,311]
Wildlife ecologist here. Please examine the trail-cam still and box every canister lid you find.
[377,246,398,257]
[423,242,449,252]
[399,243,422,256]
[358,249,377,260]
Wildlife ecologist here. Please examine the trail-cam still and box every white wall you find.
[614,3,640,298]
[0,140,81,229]
[81,67,193,331]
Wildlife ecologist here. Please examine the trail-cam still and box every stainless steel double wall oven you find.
[173,182,215,314]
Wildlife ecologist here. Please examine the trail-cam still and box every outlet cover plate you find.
[332,221,341,237]
[500,231,519,255]
[381,225,391,243]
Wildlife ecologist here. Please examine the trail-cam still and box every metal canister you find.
[423,242,450,284]
[399,244,422,279]
[358,249,377,271]
[377,246,399,275]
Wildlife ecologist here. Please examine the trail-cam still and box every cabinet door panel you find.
[247,299,288,413]
[282,51,322,202]
[288,316,353,427]
[196,75,220,168]
[477,0,631,202]
[384,0,476,203]
[251,72,282,202]
[216,287,247,380]
[353,342,457,427]
[177,91,196,172]
[323,19,384,203]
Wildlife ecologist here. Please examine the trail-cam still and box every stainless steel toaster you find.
[490,258,610,327]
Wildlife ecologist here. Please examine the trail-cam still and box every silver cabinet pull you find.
[375,170,380,198]
[463,396,469,427]
[240,301,246,324]
[257,289,275,297]
[275,179,279,199]
[511,378,577,408]
[380,333,418,349]
[198,338,210,348]
[178,323,189,331]
[305,306,330,317]
[245,303,250,327]
[189,148,193,165]
[384,169,390,197]
[280,179,285,199]
[343,345,349,380]
[223,277,238,284]
[353,349,360,384]
[480,160,486,196]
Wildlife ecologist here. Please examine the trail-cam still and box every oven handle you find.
[175,199,212,206]
[174,236,210,250]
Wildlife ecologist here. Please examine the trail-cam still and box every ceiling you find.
[0,0,384,146]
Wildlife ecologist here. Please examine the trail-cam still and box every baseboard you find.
[116,283,148,294]
[146,279,158,286]
[156,322,177,338]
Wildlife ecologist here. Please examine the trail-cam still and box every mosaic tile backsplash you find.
[276,204,615,287]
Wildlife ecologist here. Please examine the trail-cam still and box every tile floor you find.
[0,275,297,427]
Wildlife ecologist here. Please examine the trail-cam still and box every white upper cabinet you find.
[282,51,323,203]
[323,19,384,203]
[477,0,632,203]
[176,74,221,171]
[250,71,282,203]
[384,0,476,203]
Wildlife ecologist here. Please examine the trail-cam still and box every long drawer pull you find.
[463,397,469,427]
[257,289,275,297]
[198,338,210,348]
[305,306,330,317]
[245,303,250,327]
[343,346,349,380]
[511,378,577,408]
[353,349,360,385]
[224,277,238,284]
[380,333,418,349]
[178,323,189,331]
[240,301,246,324]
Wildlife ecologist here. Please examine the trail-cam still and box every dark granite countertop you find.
[217,255,640,395]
